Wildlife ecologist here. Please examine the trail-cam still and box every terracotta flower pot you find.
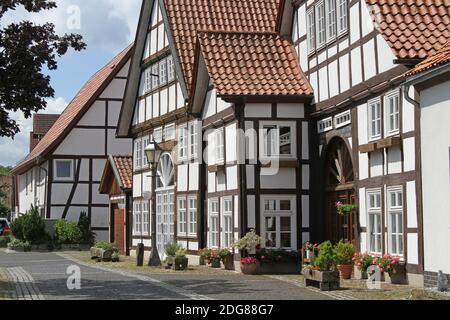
[337,264,353,280]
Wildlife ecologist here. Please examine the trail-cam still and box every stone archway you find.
[323,137,357,245]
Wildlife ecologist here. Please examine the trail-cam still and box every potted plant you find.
[218,248,234,270]
[379,254,406,284]
[352,252,373,279]
[199,249,210,266]
[174,248,189,271]
[240,257,258,275]
[304,241,314,259]
[334,240,355,280]
[303,241,340,291]
[209,249,221,268]
[90,241,118,261]
[164,242,182,267]
[233,230,262,255]
[335,202,358,216]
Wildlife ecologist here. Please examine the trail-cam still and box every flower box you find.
[388,264,407,285]
[354,265,368,280]
[303,269,340,291]
[173,257,188,271]
[241,262,259,275]
[222,255,235,271]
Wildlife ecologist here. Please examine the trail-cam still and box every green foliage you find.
[233,229,262,251]
[165,242,182,257]
[54,219,82,244]
[8,238,31,251]
[217,248,232,260]
[0,0,86,137]
[77,212,95,245]
[10,205,48,244]
[94,241,117,251]
[111,251,120,262]
[0,165,12,176]
[312,241,336,271]
[200,248,212,259]
[175,248,187,258]
[0,235,12,247]
[257,249,299,264]
[334,240,355,265]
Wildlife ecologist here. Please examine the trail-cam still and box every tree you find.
[0,0,86,137]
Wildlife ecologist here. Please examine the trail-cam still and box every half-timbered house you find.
[12,45,133,241]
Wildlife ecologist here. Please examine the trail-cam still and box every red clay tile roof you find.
[164,0,282,96]
[33,114,60,135]
[365,0,450,59]
[197,31,313,96]
[406,39,450,76]
[13,44,133,174]
[112,156,133,190]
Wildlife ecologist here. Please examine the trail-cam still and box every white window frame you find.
[367,189,382,254]
[222,197,233,248]
[53,159,74,181]
[261,196,297,250]
[189,121,199,160]
[384,90,400,136]
[209,198,220,249]
[153,127,163,143]
[325,0,337,42]
[315,0,326,49]
[167,56,175,82]
[142,136,151,169]
[177,197,187,236]
[260,121,296,160]
[334,110,351,129]
[317,117,333,133]
[177,125,188,162]
[159,58,167,86]
[337,0,348,35]
[144,67,153,94]
[142,200,149,236]
[368,98,382,141]
[163,124,175,141]
[306,8,316,54]
[134,139,143,171]
[133,201,142,235]
[387,187,404,256]
[151,63,159,89]
[214,127,225,164]
[188,196,197,237]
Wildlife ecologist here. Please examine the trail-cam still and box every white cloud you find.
[0,98,68,167]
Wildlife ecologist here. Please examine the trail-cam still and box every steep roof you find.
[112,156,133,190]
[99,155,133,194]
[365,0,450,59]
[164,0,282,96]
[13,44,133,175]
[406,40,450,76]
[197,31,313,97]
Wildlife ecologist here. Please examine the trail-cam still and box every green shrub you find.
[111,251,120,262]
[175,248,187,258]
[78,211,95,245]
[10,205,49,244]
[0,235,12,248]
[217,248,232,260]
[94,241,117,251]
[8,239,31,251]
[165,242,182,257]
[312,241,336,271]
[334,240,355,265]
[54,219,83,244]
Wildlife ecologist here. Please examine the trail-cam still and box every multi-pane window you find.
[177,198,187,234]
[188,197,197,236]
[261,122,295,158]
[178,126,188,161]
[262,197,295,250]
[337,0,348,35]
[144,67,153,93]
[54,160,73,180]
[222,198,233,248]
[134,139,142,170]
[159,60,167,86]
[315,0,326,47]
[368,99,382,140]
[163,124,175,141]
[326,0,337,41]
[142,201,149,235]
[209,199,219,248]
[215,128,224,164]
[387,188,404,255]
[167,56,175,82]
[385,91,400,135]
[190,122,199,160]
[367,190,382,253]
[151,64,159,88]
[142,136,151,168]
[307,9,315,53]
[133,201,142,235]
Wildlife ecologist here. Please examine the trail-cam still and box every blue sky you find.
[0,0,142,167]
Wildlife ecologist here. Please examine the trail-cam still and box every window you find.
[133,201,142,235]
[167,56,175,82]
[385,91,400,135]
[368,98,382,140]
[151,64,159,89]
[189,121,199,160]
[222,198,233,248]
[54,160,73,181]
[261,197,295,250]
[153,127,163,143]
[315,1,326,47]
[367,190,382,253]
[188,197,197,236]
[214,128,224,164]
[326,0,337,41]
[144,67,153,93]
[134,139,142,170]
[261,122,295,159]
[159,59,167,86]
[317,117,333,133]
[142,201,149,235]
[307,9,315,53]
[387,188,404,255]
[177,198,187,235]
[142,136,151,168]
[209,199,219,248]
[164,124,175,141]
[178,126,188,161]
[337,0,348,35]
[334,110,351,129]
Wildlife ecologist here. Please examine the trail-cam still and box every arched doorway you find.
[323,138,357,245]
[156,153,175,260]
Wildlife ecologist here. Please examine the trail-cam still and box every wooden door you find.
[325,190,356,245]
[114,208,125,254]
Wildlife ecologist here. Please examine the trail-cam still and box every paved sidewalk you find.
[7,267,44,300]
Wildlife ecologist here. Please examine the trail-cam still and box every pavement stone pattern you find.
[7,267,45,300]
